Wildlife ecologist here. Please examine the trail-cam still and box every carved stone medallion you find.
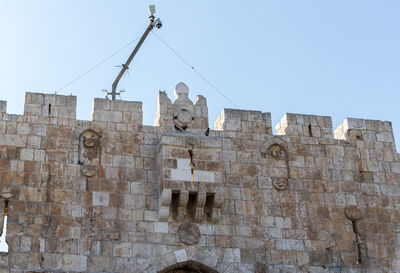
[272,177,288,190]
[0,187,15,200]
[345,205,362,221]
[174,107,194,129]
[177,222,201,245]
[83,134,98,148]
[81,165,97,177]
[266,144,287,160]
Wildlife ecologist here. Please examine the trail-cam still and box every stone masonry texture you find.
[0,82,399,272]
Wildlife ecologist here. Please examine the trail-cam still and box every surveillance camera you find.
[154,18,162,29]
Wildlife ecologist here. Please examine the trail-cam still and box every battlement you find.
[1,81,400,272]
[214,108,272,135]
[24,92,76,119]
[335,117,394,143]
[0,84,397,148]
[276,113,333,138]
[91,98,142,126]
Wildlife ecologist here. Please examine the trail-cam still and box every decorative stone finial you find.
[174,82,189,100]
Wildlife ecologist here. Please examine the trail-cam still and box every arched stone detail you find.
[159,260,219,273]
[71,122,103,177]
[148,247,220,273]
[70,122,103,145]
[260,135,295,160]
[260,136,294,190]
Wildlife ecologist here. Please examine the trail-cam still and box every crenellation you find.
[215,108,272,135]
[91,99,142,128]
[276,113,333,138]
[0,82,400,272]
[335,118,395,145]
[0,101,6,113]
[23,92,76,120]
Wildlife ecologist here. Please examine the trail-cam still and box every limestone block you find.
[0,101,6,113]
[23,92,76,118]
[276,113,333,138]
[345,118,366,130]
[177,190,189,221]
[159,189,172,221]
[111,100,142,112]
[194,191,206,222]
[88,256,115,272]
[154,222,169,233]
[276,239,304,251]
[92,192,109,206]
[224,248,241,263]
[113,242,132,257]
[93,98,111,111]
[376,131,394,142]
[63,254,87,271]
[24,104,42,115]
[174,249,188,263]
[41,253,62,270]
[20,148,34,161]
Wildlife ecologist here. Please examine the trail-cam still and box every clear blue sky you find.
[1,1,400,148]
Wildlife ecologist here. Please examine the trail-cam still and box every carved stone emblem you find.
[78,129,101,177]
[177,222,201,245]
[345,205,362,221]
[272,177,288,190]
[266,144,287,160]
[0,186,15,200]
[174,107,194,129]
[81,165,97,177]
[83,133,98,148]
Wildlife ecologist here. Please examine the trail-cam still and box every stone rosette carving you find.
[345,205,362,221]
[272,177,288,190]
[266,144,287,160]
[177,222,201,245]
[174,107,194,129]
[81,165,97,177]
[261,136,292,191]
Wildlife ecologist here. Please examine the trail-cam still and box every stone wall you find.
[0,82,399,272]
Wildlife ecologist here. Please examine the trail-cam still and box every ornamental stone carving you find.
[71,124,102,178]
[154,82,209,134]
[345,205,362,222]
[260,136,293,190]
[266,144,287,160]
[177,222,201,245]
[272,177,288,190]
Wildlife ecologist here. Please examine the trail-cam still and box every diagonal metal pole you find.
[111,16,155,100]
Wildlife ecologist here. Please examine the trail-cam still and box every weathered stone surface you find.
[177,222,201,245]
[0,86,398,272]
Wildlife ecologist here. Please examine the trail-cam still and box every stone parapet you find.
[335,117,395,143]
[0,82,399,272]
[91,98,142,127]
[24,92,76,119]
[214,108,272,134]
[275,113,333,138]
[0,101,6,113]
